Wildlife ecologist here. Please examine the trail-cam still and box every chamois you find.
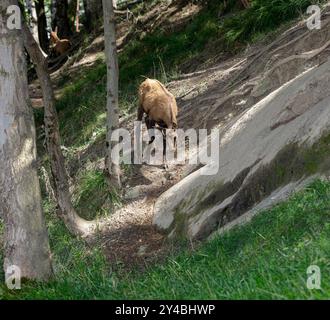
[50,27,71,56]
[137,78,178,166]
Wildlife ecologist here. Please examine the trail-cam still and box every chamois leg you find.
[143,116,157,166]
[145,116,156,145]
[158,122,168,170]
[162,128,169,170]
[137,103,144,121]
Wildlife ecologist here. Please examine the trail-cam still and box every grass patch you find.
[55,59,107,147]
[1,179,330,299]
[72,169,122,220]
[221,0,323,45]
[1,202,110,300]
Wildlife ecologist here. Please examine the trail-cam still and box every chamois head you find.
[50,27,60,45]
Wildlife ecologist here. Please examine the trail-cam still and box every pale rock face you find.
[153,58,330,241]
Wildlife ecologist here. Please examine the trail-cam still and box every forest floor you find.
[0,1,320,303]
[27,0,330,272]
[31,0,226,270]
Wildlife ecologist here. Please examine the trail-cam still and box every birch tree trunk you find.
[103,0,121,188]
[0,1,52,280]
[22,22,96,237]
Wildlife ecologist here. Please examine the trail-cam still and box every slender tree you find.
[25,0,39,42]
[83,0,103,31]
[0,0,52,280]
[22,22,96,237]
[52,0,71,38]
[103,0,121,188]
[75,0,80,32]
[35,0,49,53]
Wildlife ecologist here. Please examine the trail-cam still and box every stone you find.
[153,58,330,241]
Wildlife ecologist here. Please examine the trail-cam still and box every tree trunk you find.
[0,1,52,281]
[25,0,39,43]
[103,0,122,188]
[22,22,96,237]
[75,0,80,32]
[35,0,49,53]
[52,0,71,38]
[83,0,103,31]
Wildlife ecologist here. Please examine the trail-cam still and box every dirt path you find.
[91,54,247,270]
[92,161,186,270]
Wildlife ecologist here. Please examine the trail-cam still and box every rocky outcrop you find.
[153,56,330,240]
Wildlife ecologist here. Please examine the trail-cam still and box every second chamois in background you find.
[50,27,71,56]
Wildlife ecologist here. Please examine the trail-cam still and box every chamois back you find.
[138,78,178,129]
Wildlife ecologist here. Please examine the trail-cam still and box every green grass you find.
[221,0,323,44]
[1,179,330,299]
[54,59,108,148]
[72,169,122,220]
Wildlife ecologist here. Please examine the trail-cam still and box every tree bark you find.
[0,1,52,281]
[75,0,80,32]
[22,22,96,237]
[25,0,39,43]
[52,0,71,38]
[35,0,49,53]
[103,0,122,188]
[83,0,103,31]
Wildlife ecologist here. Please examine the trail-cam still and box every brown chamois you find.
[138,78,178,133]
[50,27,71,56]
[138,78,178,166]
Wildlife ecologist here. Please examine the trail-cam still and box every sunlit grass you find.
[1,179,330,299]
